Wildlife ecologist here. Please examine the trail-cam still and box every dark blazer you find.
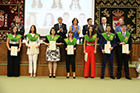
[97,24,114,38]
[82,25,96,35]
[116,32,132,53]
[54,23,67,39]
[11,24,25,37]
[100,33,116,50]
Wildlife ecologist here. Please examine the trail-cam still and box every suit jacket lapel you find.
[101,24,104,32]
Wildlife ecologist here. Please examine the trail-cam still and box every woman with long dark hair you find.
[26,25,40,77]
[6,26,22,77]
[83,26,97,78]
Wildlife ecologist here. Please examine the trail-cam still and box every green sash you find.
[26,33,40,41]
[102,32,115,41]
[64,38,77,46]
[7,34,22,42]
[84,34,97,42]
[46,35,60,41]
[116,32,130,43]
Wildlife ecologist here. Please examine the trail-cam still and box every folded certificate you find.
[84,53,88,62]
[49,41,56,50]
[105,44,111,54]
[11,46,18,56]
[30,45,37,54]
[67,45,74,55]
[122,44,129,53]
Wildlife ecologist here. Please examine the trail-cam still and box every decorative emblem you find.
[129,0,135,4]
[122,0,128,4]
[101,9,110,17]
[136,0,140,4]
[0,10,5,27]
[16,36,20,39]
[110,35,113,39]
[112,9,124,16]
[112,9,124,30]
[4,14,8,27]
[132,18,136,24]
[125,37,128,40]
[127,9,135,18]
[35,35,38,38]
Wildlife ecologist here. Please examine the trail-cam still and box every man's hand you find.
[102,50,105,54]
[110,47,113,50]
[126,51,130,55]
[120,42,125,45]
[59,28,63,32]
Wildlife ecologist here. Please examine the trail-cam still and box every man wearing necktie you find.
[116,24,132,80]
[54,17,67,42]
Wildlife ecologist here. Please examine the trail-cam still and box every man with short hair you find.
[11,16,25,39]
[54,17,67,42]
[82,18,96,35]
[115,18,129,34]
[116,24,132,80]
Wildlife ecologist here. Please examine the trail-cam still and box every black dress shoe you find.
[73,77,76,79]
[100,76,104,79]
[117,77,121,79]
[49,76,52,78]
[126,77,132,80]
[66,76,69,78]
[85,77,88,78]
[110,76,115,79]
[91,77,94,78]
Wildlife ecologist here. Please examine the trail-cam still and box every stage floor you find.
[0,76,140,93]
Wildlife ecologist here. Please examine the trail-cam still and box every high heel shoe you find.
[53,73,56,78]
[33,74,36,78]
[30,74,33,78]
[66,73,70,78]
[49,73,52,78]
[73,73,76,79]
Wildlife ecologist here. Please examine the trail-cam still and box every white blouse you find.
[25,34,40,55]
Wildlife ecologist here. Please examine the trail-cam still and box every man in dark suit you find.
[11,16,24,39]
[116,24,132,80]
[54,17,67,42]
[100,24,116,79]
[97,17,114,38]
[82,18,96,35]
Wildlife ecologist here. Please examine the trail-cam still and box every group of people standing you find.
[6,16,133,80]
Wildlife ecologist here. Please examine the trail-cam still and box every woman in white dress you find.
[26,25,40,77]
